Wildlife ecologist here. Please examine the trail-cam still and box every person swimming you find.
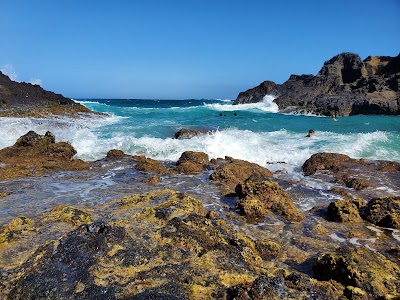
[305,129,315,137]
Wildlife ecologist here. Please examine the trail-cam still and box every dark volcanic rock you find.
[7,222,132,299]
[234,52,400,116]
[173,128,211,139]
[361,196,400,229]
[235,80,278,104]
[0,71,92,117]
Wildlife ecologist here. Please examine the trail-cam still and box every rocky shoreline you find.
[234,52,400,116]
[0,132,399,299]
[0,72,95,118]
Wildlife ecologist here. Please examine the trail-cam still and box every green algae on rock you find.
[235,180,304,222]
[313,246,400,299]
[0,216,35,247]
[361,196,400,229]
[327,200,362,223]
[40,205,93,227]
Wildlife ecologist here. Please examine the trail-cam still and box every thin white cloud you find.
[29,78,42,86]
[1,64,18,81]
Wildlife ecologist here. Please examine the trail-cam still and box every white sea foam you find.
[204,94,279,113]
[2,116,396,166]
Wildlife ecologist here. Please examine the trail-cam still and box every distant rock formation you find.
[234,52,400,116]
[0,71,92,117]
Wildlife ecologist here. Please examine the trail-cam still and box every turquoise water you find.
[0,98,399,166]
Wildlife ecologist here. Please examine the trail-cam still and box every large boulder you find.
[361,196,400,229]
[0,131,89,180]
[235,180,304,222]
[302,152,357,176]
[313,246,400,299]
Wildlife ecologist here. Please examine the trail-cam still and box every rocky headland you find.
[0,132,399,299]
[0,71,93,117]
[234,52,400,116]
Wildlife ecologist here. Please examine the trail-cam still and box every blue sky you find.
[1,0,399,99]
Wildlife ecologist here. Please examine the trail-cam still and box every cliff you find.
[0,71,92,117]
[234,52,400,116]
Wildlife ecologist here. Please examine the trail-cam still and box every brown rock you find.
[346,178,370,190]
[234,52,400,116]
[302,152,357,176]
[134,156,169,175]
[361,196,400,229]
[176,151,209,166]
[327,200,362,223]
[106,149,125,160]
[0,131,89,180]
[235,180,304,222]
[210,158,272,187]
[313,246,400,299]
[174,151,210,175]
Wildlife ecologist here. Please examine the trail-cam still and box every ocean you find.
[0,96,399,219]
[1,96,399,165]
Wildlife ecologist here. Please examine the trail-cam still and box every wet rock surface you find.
[302,152,400,198]
[234,52,400,116]
[0,135,399,299]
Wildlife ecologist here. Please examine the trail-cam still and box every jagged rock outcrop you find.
[0,71,92,117]
[0,131,89,180]
[234,52,400,116]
